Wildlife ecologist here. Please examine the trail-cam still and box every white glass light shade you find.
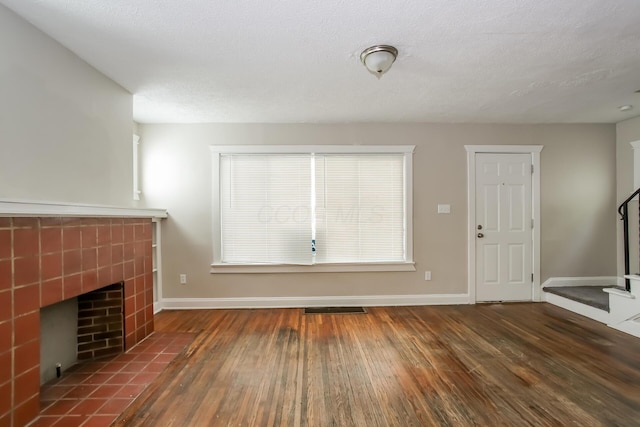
[360,45,398,79]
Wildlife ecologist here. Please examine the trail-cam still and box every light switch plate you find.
[437,204,451,214]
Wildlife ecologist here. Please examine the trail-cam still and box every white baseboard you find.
[159,293,471,310]
[153,301,163,314]
[609,319,640,339]
[543,292,609,324]
[541,276,618,288]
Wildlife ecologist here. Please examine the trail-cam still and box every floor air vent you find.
[304,306,367,314]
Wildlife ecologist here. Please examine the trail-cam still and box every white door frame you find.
[465,145,543,303]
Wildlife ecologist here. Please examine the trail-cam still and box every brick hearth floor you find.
[28,332,194,427]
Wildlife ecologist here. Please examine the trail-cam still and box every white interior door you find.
[476,153,533,301]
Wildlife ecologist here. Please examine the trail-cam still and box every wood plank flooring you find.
[114,304,640,426]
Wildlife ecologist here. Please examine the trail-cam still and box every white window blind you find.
[220,154,312,264]
[212,145,414,268]
[314,155,405,263]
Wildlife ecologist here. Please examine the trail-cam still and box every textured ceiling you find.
[2,0,640,123]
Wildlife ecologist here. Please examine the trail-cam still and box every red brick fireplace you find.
[0,216,155,427]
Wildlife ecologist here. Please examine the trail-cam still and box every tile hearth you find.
[28,332,193,427]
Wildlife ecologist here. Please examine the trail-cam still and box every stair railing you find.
[617,187,640,291]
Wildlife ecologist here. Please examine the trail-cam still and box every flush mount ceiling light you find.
[619,105,634,112]
[360,45,398,79]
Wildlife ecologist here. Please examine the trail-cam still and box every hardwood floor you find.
[114,304,640,426]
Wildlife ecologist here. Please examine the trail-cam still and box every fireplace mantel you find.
[0,198,167,218]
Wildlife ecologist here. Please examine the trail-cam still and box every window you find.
[211,145,415,273]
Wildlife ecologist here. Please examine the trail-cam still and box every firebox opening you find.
[39,282,125,385]
[77,282,125,361]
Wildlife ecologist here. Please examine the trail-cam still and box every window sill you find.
[210,262,416,274]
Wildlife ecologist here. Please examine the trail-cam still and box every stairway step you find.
[603,287,635,299]
[542,286,613,312]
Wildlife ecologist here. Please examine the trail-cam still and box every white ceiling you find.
[2,0,640,124]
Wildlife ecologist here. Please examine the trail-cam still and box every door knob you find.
[477,233,484,238]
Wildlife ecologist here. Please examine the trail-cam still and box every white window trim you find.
[133,134,142,201]
[210,145,416,274]
[630,140,640,190]
[210,262,416,274]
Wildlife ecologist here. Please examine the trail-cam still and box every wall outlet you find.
[179,274,187,285]
[424,271,432,281]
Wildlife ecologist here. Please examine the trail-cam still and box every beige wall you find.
[616,116,640,277]
[139,123,617,299]
[0,5,134,206]
[0,4,620,302]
